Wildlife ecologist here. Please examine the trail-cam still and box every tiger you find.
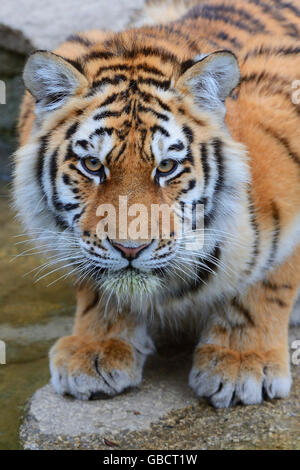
[13,0,300,408]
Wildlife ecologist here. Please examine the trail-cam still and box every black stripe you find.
[273,0,300,18]
[183,125,194,144]
[64,142,76,161]
[65,122,79,139]
[122,46,179,64]
[90,74,128,91]
[264,202,280,270]
[244,45,300,61]
[72,211,82,226]
[102,145,116,166]
[38,143,68,230]
[247,0,298,37]
[93,110,123,120]
[64,203,79,211]
[50,149,63,211]
[213,139,224,193]
[150,125,170,138]
[231,297,255,326]
[95,64,131,76]
[76,140,89,150]
[167,167,192,185]
[215,31,243,49]
[136,89,171,112]
[82,292,99,315]
[260,125,300,172]
[84,50,114,62]
[66,34,93,47]
[266,297,288,308]
[244,191,260,276]
[62,58,84,75]
[136,63,165,76]
[93,102,132,121]
[140,138,151,163]
[62,173,71,185]
[53,215,68,230]
[95,63,166,78]
[240,78,300,119]
[72,207,85,225]
[240,71,290,88]
[161,24,200,53]
[18,106,32,131]
[171,57,195,75]
[194,244,221,288]
[181,179,196,194]
[262,280,292,290]
[182,3,266,33]
[168,141,184,152]
[99,92,121,107]
[137,104,169,121]
[203,139,224,227]
[90,127,114,139]
[113,142,127,164]
[173,244,221,297]
[200,143,210,189]
[137,77,171,91]
[36,135,48,193]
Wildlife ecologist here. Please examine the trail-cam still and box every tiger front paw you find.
[189,344,291,408]
[49,335,146,400]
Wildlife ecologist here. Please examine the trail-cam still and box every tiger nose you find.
[111,241,150,259]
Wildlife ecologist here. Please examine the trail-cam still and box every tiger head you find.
[14,37,248,308]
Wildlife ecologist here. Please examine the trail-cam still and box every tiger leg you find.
[189,247,300,408]
[49,285,154,400]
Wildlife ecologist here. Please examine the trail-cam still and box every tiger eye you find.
[83,156,103,173]
[157,159,177,174]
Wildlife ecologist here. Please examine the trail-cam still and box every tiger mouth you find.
[99,267,163,299]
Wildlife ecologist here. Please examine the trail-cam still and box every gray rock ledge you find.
[20,328,300,450]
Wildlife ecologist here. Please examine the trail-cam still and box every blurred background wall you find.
[0,0,145,181]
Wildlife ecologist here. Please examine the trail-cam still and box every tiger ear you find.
[23,51,88,114]
[176,50,240,112]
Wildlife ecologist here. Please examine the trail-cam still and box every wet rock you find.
[0,24,33,55]
[20,328,300,450]
[0,69,25,181]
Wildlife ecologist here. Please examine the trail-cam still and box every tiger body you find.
[13,0,300,407]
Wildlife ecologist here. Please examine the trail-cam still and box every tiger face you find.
[15,45,248,303]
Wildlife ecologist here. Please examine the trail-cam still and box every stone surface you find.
[0,0,145,52]
[20,328,300,450]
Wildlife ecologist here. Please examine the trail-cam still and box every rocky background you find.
[0,0,145,181]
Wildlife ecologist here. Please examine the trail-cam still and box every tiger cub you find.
[13,0,300,407]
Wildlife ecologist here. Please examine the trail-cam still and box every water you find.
[0,184,74,449]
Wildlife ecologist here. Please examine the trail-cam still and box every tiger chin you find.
[13,0,300,408]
